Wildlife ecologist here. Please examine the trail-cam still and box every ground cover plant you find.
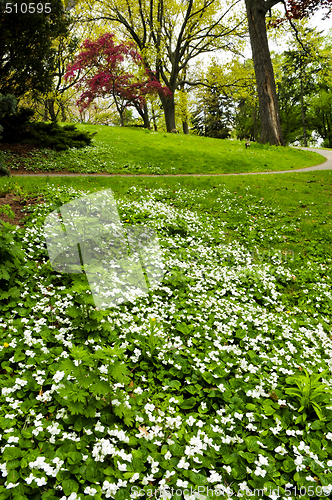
[0,124,325,175]
[0,173,332,500]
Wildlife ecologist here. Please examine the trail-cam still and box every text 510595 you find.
[5,3,51,13]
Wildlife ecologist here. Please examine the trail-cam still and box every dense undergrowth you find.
[0,183,332,500]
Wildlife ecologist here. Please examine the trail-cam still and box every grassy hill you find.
[2,124,326,175]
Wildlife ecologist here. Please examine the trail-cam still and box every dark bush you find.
[22,122,95,150]
[0,106,34,143]
[0,110,95,150]
[0,93,17,140]
[0,162,11,177]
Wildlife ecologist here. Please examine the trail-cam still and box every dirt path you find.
[9,147,332,177]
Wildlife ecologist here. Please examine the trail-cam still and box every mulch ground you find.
[0,193,43,227]
[0,143,41,156]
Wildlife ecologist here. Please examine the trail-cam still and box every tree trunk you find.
[45,98,57,122]
[300,77,308,147]
[113,92,125,126]
[136,102,151,128]
[142,103,150,128]
[151,104,158,131]
[182,121,189,134]
[159,93,176,132]
[252,102,258,141]
[60,101,67,122]
[43,100,48,122]
[244,0,285,146]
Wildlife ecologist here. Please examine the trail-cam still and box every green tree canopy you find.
[0,0,69,98]
[272,25,331,146]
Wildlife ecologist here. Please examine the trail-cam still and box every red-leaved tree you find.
[245,0,331,146]
[65,33,170,127]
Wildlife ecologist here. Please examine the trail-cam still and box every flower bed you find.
[0,185,332,500]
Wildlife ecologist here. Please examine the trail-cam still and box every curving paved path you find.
[10,147,332,177]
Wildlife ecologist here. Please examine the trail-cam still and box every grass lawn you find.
[0,172,332,500]
[1,125,326,175]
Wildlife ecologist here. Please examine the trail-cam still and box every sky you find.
[196,6,332,67]
[310,9,332,34]
[267,9,332,54]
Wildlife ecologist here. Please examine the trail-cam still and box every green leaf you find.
[121,410,133,427]
[189,471,208,485]
[171,493,182,500]
[85,464,101,483]
[245,437,260,452]
[222,390,233,402]
[312,402,325,420]
[262,405,276,415]
[123,472,135,479]
[235,328,246,339]
[132,457,145,472]
[185,385,197,395]
[168,380,181,389]
[7,470,19,483]
[42,490,57,499]
[74,417,84,432]
[13,350,25,362]
[20,458,28,468]
[202,372,213,384]
[238,451,256,463]
[282,459,295,473]
[222,454,237,464]
[232,465,247,480]
[139,361,150,371]
[2,447,21,460]
[295,414,303,424]
[62,479,79,496]
[114,488,129,500]
[65,306,80,318]
[21,429,32,439]
[169,443,183,457]
[176,322,189,334]
[311,419,326,430]
[179,397,196,409]
[67,452,82,464]
[285,388,302,398]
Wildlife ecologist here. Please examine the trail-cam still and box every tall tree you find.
[44,31,82,122]
[191,88,233,139]
[273,51,305,145]
[283,27,326,146]
[0,0,69,99]
[308,32,332,147]
[244,0,331,145]
[310,88,332,148]
[270,25,330,145]
[234,98,260,140]
[75,0,246,131]
[189,57,257,138]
